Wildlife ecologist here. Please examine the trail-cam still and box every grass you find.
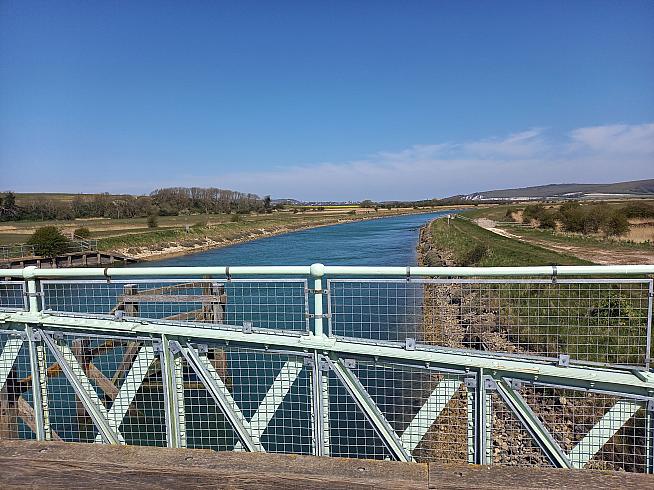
[428,217,591,266]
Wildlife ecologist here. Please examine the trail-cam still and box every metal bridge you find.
[1,264,653,473]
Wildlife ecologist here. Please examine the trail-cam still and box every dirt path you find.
[473,219,654,265]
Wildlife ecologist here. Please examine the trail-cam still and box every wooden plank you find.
[428,463,654,489]
[2,441,653,489]
[0,441,428,489]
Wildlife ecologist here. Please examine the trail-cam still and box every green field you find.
[427,217,591,266]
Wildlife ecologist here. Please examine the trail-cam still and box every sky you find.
[1,0,653,200]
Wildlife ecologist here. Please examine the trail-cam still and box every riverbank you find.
[108,208,465,261]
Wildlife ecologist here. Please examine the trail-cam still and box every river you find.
[148,211,453,267]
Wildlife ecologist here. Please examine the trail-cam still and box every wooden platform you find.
[0,250,137,269]
[1,441,653,489]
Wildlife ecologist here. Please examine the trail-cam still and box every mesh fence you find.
[0,281,26,311]
[181,344,313,455]
[349,360,470,464]
[0,330,36,441]
[40,279,309,333]
[328,279,653,368]
[516,382,648,472]
[41,331,166,446]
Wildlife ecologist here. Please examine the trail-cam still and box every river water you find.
[148,211,453,267]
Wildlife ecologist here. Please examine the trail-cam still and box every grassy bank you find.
[424,217,591,266]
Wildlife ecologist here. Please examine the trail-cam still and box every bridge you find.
[1,263,653,479]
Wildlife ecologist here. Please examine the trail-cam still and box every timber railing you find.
[0,264,653,472]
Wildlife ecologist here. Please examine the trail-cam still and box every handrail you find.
[1,263,653,279]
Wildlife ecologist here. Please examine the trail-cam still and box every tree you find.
[147,214,159,228]
[3,192,16,210]
[263,195,272,214]
[27,226,71,257]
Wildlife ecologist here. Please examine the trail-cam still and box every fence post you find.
[310,263,325,337]
[23,267,51,441]
[159,334,185,448]
[309,264,329,456]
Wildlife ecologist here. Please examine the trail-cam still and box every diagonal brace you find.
[94,345,156,443]
[233,359,304,451]
[568,399,643,469]
[400,378,460,452]
[495,378,572,468]
[40,330,123,444]
[330,358,412,462]
[0,337,23,390]
[180,342,262,452]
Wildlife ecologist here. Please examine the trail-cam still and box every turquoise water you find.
[149,211,454,267]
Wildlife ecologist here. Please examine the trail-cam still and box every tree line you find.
[0,188,273,222]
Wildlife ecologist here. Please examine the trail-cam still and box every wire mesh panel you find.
[41,279,309,333]
[181,344,313,455]
[517,383,649,472]
[0,281,26,311]
[349,360,469,463]
[325,366,393,460]
[0,329,36,441]
[41,331,166,446]
[328,279,653,368]
[489,390,553,467]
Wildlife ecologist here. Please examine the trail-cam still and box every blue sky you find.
[1,0,653,200]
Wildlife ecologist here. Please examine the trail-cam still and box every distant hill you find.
[458,179,654,201]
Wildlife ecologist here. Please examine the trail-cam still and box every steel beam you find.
[400,378,460,452]
[568,399,644,469]
[40,330,123,444]
[494,378,572,468]
[94,345,156,443]
[233,359,304,451]
[329,358,412,462]
[180,342,262,452]
[5,311,652,399]
[0,337,23,390]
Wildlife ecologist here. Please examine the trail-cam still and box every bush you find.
[621,202,654,219]
[27,226,71,257]
[602,211,630,236]
[522,204,546,223]
[230,213,242,222]
[538,212,557,229]
[73,227,91,239]
[147,215,159,228]
[459,242,489,266]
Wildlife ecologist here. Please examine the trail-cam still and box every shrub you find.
[504,209,515,222]
[147,215,159,228]
[460,242,489,266]
[621,202,654,219]
[73,227,91,239]
[27,226,71,257]
[602,211,630,236]
[523,204,546,223]
[230,213,242,222]
[538,212,557,229]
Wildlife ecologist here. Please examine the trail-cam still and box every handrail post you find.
[310,263,325,337]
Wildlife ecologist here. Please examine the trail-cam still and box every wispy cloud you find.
[41,122,651,200]
[203,122,652,200]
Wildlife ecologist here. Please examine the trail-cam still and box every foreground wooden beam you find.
[0,440,652,489]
